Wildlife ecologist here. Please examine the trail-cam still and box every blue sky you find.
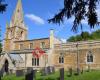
[0,0,100,42]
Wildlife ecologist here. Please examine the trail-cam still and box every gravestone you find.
[41,66,55,76]
[9,69,13,74]
[0,65,4,77]
[74,68,80,75]
[67,67,72,77]
[51,66,55,73]
[41,67,49,76]
[16,69,24,77]
[44,67,48,75]
[47,66,51,74]
[41,68,45,76]
[47,66,55,74]
[0,70,3,80]
[81,67,83,74]
[25,67,36,80]
[60,68,64,80]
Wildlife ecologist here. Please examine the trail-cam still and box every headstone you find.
[74,68,80,75]
[47,66,51,74]
[9,69,13,74]
[0,70,3,80]
[81,67,83,74]
[44,67,48,75]
[41,67,49,76]
[51,66,55,73]
[25,72,33,80]
[25,67,36,80]
[60,68,64,80]
[16,69,24,77]
[41,66,55,76]
[0,66,4,77]
[67,67,72,77]
[33,70,36,79]
[40,69,43,76]
[47,66,55,74]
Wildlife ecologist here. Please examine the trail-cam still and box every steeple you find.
[6,22,9,28]
[10,0,25,28]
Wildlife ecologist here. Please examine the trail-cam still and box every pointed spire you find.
[6,22,9,28]
[10,0,25,28]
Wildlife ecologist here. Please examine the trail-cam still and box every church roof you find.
[14,37,49,42]
[9,53,23,62]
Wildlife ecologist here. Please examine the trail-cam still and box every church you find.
[0,0,100,72]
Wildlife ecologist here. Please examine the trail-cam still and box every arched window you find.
[32,57,39,66]
[87,51,93,63]
[59,53,64,63]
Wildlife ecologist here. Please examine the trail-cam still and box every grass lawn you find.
[1,70,100,80]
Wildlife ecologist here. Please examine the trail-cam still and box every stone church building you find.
[0,0,100,71]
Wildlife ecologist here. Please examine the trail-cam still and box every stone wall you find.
[14,38,50,50]
[52,41,100,70]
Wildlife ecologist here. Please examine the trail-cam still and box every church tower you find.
[3,0,27,52]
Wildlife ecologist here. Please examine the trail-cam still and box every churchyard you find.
[0,67,100,80]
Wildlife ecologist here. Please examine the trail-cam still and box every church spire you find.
[6,22,9,28]
[10,0,25,28]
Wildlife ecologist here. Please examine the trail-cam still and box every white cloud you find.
[25,14,45,25]
[61,38,66,43]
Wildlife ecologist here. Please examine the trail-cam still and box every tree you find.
[67,30,100,42]
[75,35,82,41]
[91,30,100,40]
[67,36,76,42]
[0,0,7,13]
[81,32,90,41]
[48,0,100,32]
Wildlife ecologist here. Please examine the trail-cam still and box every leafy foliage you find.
[0,0,7,13]
[67,29,100,42]
[48,0,100,32]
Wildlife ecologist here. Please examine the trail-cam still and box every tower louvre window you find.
[29,43,33,49]
[19,44,23,50]
[21,31,23,37]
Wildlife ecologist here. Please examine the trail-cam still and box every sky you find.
[0,0,100,42]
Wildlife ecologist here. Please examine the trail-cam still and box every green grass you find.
[1,74,24,80]
[1,70,100,80]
